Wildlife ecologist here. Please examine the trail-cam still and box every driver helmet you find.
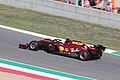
[66,37,70,41]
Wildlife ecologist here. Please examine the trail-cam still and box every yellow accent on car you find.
[65,48,69,52]
[72,41,76,44]
[72,41,83,45]
[59,46,64,52]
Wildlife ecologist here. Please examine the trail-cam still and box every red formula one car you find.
[19,38,106,61]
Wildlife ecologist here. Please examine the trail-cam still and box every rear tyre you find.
[96,52,102,59]
[78,50,91,61]
[28,41,39,51]
[95,50,103,59]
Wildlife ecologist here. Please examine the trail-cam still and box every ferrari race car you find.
[19,38,106,61]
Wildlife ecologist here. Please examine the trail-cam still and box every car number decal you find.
[71,48,79,52]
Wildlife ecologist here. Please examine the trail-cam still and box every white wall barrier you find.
[0,0,120,29]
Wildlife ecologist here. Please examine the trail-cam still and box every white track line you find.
[0,63,75,80]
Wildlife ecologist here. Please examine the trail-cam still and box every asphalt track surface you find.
[0,28,120,80]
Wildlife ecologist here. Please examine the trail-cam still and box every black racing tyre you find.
[43,44,51,53]
[96,52,102,59]
[28,41,39,51]
[78,50,91,61]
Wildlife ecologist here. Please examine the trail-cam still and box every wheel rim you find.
[79,52,87,60]
[30,42,37,49]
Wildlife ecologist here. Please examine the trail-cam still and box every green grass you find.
[0,4,120,51]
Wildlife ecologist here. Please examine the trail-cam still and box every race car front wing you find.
[19,44,29,49]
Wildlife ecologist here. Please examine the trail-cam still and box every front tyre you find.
[78,50,91,61]
[28,41,39,51]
